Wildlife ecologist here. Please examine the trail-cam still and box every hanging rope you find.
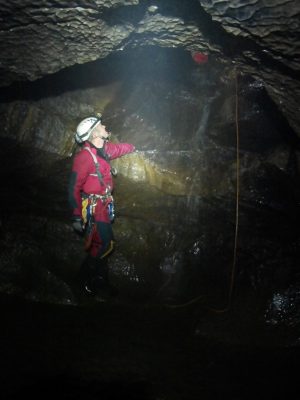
[165,68,241,312]
[228,66,240,308]
[211,67,240,313]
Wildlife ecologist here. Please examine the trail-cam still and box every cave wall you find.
[0,0,299,136]
[0,1,300,329]
[1,47,300,316]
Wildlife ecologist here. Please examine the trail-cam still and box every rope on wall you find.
[229,66,240,308]
[211,66,240,313]
[165,68,241,312]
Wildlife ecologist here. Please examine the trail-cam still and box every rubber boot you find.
[77,255,99,296]
[92,257,119,297]
[78,256,118,297]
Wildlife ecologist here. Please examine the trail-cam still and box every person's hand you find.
[72,218,84,233]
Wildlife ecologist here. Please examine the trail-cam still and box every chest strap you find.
[84,146,106,188]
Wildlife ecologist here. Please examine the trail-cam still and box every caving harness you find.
[81,146,115,250]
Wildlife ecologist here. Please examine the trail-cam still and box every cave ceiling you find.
[0,0,299,135]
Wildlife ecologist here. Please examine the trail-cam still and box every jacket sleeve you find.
[68,151,91,218]
[105,142,135,160]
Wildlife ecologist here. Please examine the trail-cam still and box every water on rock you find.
[0,47,300,399]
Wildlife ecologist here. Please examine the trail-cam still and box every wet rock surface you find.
[0,47,300,398]
[1,51,300,325]
[0,0,299,135]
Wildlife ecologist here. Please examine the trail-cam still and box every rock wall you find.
[0,0,299,136]
[1,48,300,328]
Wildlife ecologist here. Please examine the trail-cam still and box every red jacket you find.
[69,141,135,218]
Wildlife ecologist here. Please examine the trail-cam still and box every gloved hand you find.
[72,218,84,234]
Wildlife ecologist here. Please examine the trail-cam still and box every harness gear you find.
[84,146,109,189]
[81,193,114,252]
[83,146,114,219]
[81,146,115,251]
[81,193,114,225]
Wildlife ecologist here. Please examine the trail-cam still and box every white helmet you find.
[75,116,101,144]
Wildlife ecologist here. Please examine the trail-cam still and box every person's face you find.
[92,123,111,142]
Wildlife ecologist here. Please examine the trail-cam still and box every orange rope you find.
[165,68,240,312]
[209,67,240,313]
